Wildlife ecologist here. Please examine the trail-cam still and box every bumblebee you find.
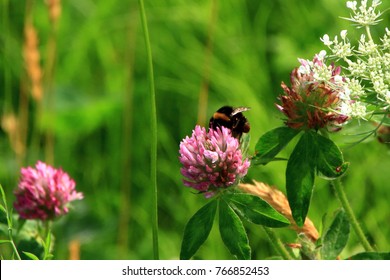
[209,106,250,139]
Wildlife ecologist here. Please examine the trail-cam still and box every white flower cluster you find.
[321,30,352,58]
[320,0,389,120]
[344,0,383,26]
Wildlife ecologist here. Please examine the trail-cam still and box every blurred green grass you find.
[0,0,389,259]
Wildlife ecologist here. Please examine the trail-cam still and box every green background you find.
[1,0,389,259]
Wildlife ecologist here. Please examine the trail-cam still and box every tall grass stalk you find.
[138,0,159,260]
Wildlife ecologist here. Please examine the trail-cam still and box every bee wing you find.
[231,106,250,116]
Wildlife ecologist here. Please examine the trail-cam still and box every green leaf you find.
[180,199,217,260]
[321,209,350,260]
[0,185,6,203]
[253,127,299,165]
[225,193,290,227]
[315,133,349,178]
[0,204,6,214]
[0,240,11,244]
[286,131,316,227]
[0,185,8,215]
[219,198,251,260]
[22,251,40,260]
[348,252,390,260]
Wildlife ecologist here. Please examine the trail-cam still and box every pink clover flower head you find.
[13,161,83,220]
[179,125,250,197]
[277,51,349,131]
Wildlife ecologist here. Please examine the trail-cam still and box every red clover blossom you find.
[13,161,83,220]
[277,51,349,130]
[179,125,250,197]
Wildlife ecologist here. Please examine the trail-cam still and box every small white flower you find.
[318,50,327,60]
[298,65,309,75]
[338,88,351,101]
[340,30,348,40]
[384,91,390,107]
[321,34,333,46]
[381,28,390,49]
[313,66,332,82]
[297,58,314,75]
[323,32,353,58]
[345,0,382,26]
[347,78,365,97]
[339,101,352,116]
[361,0,368,10]
[350,101,367,118]
[346,1,357,10]
[372,74,388,96]
[339,100,367,119]
[358,35,378,54]
[367,56,382,71]
[334,75,344,84]
[348,60,367,77]
[372,0,381,8]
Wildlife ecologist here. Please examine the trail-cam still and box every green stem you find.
[263,227,294,260]
[365,25,374,43]
[319,130,374,252]
[138,0,159,260]
[42,220,51,241]
[365,25,381,56]
[0,185,21,260]
[331,179,374,252]
[7,230,21,260]
[42,220,52,260]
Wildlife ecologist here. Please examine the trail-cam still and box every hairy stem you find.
[263,227,294,260]
[331,179,374,252]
